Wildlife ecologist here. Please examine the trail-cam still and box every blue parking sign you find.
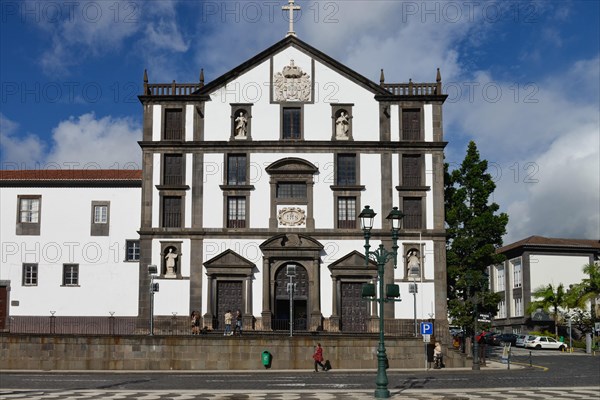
[420,322,433,335]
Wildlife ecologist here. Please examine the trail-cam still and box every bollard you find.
[529,351,532,368]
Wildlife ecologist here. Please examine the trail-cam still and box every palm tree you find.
[569,263,600,319]
[527,283,567,338]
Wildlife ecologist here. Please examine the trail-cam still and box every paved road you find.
[1,352,598,399]
[1,387,599,399]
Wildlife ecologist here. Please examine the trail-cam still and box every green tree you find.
[445,141,508,333]
[527,283,567,338]
[567,263,600,320]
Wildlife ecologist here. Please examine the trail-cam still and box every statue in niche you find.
[335,111,350,139]
[407,249,420,278]
[165,247,178,278]
[234,111,247,138]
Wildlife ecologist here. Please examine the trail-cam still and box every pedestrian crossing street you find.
[1,388,599,400]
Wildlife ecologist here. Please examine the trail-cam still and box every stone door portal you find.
[216,281,242,330]
[341,282,368,332]
[274,264,308,331]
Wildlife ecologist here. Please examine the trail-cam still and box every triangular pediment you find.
[196,36,389,97]
[204,249,255,271]
[328,250,377,271]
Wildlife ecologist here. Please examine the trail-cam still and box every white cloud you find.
[46,113,141,168]
[444,57,600,243]
[0,112,141,169]
[0,113,47,169]
[504,124,599,241]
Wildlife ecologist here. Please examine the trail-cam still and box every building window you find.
[276,182,307,199]
[497,300,506,319]
[22,263,38,286]
[496,266,505,291]
[227,154,247,185]
[227,197,246,228]
[402,155,422,186]
[402,108,421,140]
[62,264,79,286]
[336,154,356,185]
[91,201,110,236]
[513,260,522,288]
[337,197,356,229]
[164,108,183,140]
[16,195,41,235]
[282,107,301,139]
[126,240,140,261]
[163,154,184,185]
[514,297,523,317]
[19,197,40,223]
[94,205,108,223]
[162,196,182,228]
[402,197,422,229]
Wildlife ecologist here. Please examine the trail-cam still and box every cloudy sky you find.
[0,0,598,243]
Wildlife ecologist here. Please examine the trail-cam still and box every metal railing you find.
[3,316,426,337]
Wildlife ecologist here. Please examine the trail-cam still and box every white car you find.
[524,335,568,350]
[516,334,536,347]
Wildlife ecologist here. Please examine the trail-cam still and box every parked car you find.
[482,331,500,345]
[524,336,568,350]
[516,334,536,347]
[496,333,518,346]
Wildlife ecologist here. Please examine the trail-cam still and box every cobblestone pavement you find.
[1,387,599,400]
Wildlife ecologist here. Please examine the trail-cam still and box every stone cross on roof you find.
[283,0,301,37]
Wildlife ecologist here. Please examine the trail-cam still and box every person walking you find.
[433,341,444,369]
[190,311,200,335]
[224,310,233,336]
[313,343,326,372]
[233,309,243,336]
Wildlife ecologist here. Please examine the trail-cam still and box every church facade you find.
[138,35,449,334]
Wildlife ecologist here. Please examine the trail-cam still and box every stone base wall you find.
[0,334,466,370]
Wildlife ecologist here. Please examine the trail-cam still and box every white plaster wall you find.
[152,153,161,227]
[390,104,399,142]
[359,154,382,229]
[395,282,436,320]
[425,154,434,229]
[424,104,433,142]
[0,187,140,316]
[153,279,190,316]
[152,104,161,141]
[529,254,589,292]
[204,60,272,141]
[202,153,224,228]
[310,58,380,141]
[185,104,194,141]
[185,153,193,228]
[392,154,399,205]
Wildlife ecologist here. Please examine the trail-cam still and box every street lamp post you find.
[148,265,158,336]
[359,205,404,399]
[286,265,297,337]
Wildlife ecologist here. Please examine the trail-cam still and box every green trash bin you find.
[261,351,272,368]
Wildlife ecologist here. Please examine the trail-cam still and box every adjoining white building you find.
[489,236,600,333]
[0,170,142,328]
[0,34,449,336]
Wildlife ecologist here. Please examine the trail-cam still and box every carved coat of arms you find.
[274,60,311,102]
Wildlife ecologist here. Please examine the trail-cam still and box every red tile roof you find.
[0,170,142,180]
